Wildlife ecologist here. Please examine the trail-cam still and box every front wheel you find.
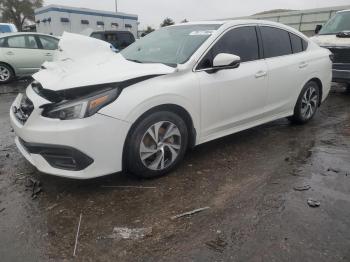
[289,81,320,124]
[125,111,188,178]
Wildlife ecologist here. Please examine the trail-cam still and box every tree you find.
[141,26,155,36]
[0,0,43,31]
[160,17,175,27]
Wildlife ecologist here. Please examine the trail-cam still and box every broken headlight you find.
[42,88,120,120]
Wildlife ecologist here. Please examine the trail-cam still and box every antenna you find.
[115,0,118,13]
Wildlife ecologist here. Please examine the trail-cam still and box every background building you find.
[35,5,138,37]
[223,5,350,36]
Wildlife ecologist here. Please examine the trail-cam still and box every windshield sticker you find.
[189,30,215,36]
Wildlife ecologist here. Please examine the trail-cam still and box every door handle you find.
[6,51,14,55]
[255,71,267,78]
[299,62,308,69]
[45,53,53,56]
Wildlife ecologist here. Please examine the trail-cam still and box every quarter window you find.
[198,26,260,69]
[260,26,292,58]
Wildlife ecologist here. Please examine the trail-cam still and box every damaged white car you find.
[10,20,332,179]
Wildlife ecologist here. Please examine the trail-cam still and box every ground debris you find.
[307,199,321,208]
[171,207,210,220]
[205,235,228,253]
[101,227,153,240]
[101,185,156,189]
[327,168,340,173]
[73,213,82,257]
[25,178,42,199]
[46,203,59,211]
[0,208,5,213]
[293,185,311,191]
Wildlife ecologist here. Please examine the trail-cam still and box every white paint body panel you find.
[10,20,332,179]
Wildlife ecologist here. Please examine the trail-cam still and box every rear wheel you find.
[0,63,14,84]
[289,81,320,124]
[126,111,188,178]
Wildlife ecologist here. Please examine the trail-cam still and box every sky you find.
[44,0,350,29]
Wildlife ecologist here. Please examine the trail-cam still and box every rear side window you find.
[197,26,260,69]
[118,33,135,48]
[39,36,58,50]
[260,26,292,58]
[90,33,103,40]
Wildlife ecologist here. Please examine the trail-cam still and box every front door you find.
[196,26,268,141]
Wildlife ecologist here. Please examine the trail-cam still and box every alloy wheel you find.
[0,66,10,82]
[139,121,181,171]
[301,85,318,120]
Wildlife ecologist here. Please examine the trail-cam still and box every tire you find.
[0,63,14,84]
[289,81,320,124]
[126,111,188,178]
[346,83,350,93]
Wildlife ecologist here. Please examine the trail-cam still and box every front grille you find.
[13,94,34,124]
[327,47,350,64]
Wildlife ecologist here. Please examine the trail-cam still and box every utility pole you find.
[115,0,118,13]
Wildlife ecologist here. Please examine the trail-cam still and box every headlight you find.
[42,88,120,120]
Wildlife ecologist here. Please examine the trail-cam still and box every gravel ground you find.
[0,81,349,262]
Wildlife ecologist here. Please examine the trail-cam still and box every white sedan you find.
[10,20,332,179]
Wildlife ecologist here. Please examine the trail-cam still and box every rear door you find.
[36,35,59,63]
[259,26,310,115]
[2,34,44,75]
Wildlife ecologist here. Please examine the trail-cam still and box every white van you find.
[0,23,18,33]
[311,10,350,91]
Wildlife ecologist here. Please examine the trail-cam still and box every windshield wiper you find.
[336,31,350,38]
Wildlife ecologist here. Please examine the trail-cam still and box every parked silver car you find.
[0,32,59,83]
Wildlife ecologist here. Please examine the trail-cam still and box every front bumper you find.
[10,92,131,179]
[332,66,350,83]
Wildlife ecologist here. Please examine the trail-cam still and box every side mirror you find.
[213,53,241,70]
[315,25,322,34]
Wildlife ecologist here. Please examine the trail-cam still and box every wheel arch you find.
[308,77,323,106]
[122,103,197,171]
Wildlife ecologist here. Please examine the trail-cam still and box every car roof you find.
[91,30,133,34]
[0,32,59,39]
[175,19,291,27]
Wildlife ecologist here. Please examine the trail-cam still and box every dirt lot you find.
[0,81,350,262]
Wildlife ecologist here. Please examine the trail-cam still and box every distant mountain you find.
[254,9,296,15]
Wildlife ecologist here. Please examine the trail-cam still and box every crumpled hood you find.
[310,34,350,47]
[33,32,176,91]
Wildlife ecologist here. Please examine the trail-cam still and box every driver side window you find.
[197,26,260,70]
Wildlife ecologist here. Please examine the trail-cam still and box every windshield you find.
[319,11,350,35]
[121,24,221,67]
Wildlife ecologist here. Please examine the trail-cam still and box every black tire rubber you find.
[126,111,188,179]
[346,83,350,93]
[289,81,320,124]
[0,63,15,84]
